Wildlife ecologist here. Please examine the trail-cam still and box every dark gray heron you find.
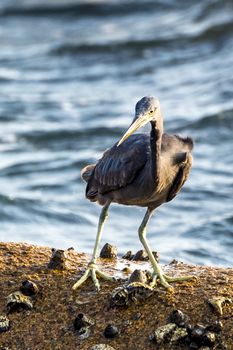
[73,96,194,291]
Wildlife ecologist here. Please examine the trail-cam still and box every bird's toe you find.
[72,264,115,292]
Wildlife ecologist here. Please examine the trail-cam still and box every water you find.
[0,0,232,267]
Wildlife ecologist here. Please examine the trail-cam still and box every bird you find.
[72,96,195,291]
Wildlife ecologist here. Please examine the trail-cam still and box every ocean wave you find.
[192,20,233,43]
[0,193,85,224]
[177,108,233,132]
[17,127,121,147]
[0,156,90,178]
[0,1,171,18]
[51,38,177,56]
[51,19,233,57]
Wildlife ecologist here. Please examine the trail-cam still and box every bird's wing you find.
[87,134,149,195]
[81,164,96,183]
[161,133,193,202]
[161,133,194,154]
[167,152,192,202]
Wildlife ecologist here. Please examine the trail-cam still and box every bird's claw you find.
[149,271,196,289]
[72,264,116,292]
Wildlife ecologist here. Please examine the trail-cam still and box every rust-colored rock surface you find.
[0,242,232,350]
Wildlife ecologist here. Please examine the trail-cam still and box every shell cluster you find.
[74,313,118,344]
[149,309,222,348]
[6,279,40,314]
[110,282,154,307]
[73,307,224,349]
[0,279,40,337]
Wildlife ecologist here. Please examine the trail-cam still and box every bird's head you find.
[135,96,160,121]
[117,96,161,146]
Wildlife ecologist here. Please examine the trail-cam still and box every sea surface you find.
[0,0,233,267]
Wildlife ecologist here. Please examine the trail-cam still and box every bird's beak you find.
[117,114,149,146]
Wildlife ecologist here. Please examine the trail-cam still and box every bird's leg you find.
[138,208,195,289]
[138,208,170,288]
[72,202,115,292]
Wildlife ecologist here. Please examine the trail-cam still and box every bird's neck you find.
[150,117,163,186]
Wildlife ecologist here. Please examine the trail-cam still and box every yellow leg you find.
[138,208,195,289]
[72,202,115,292]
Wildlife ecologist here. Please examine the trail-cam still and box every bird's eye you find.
[149,110,154,114]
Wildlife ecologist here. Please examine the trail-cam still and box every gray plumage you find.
[81,97,193,209]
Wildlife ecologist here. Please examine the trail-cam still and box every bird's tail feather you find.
[81,164,95,183]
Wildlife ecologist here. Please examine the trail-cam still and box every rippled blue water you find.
[0,0,232,267]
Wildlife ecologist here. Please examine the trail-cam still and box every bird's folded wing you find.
[93,134,149,193]
[166,153,192,202]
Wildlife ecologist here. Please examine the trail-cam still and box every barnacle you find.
[74,313,95,340]
[110,282,153,307]
[103,324,119,339]
[208,296,232,316]
[20,280,39,296]
[0,315,10,333]
[6,291,34,313]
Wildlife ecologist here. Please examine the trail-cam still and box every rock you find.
[206,320,223,333]
[1,242,233,349]
[121,267,132,274]
[133,249,159,262]
[20,280,39,296]
[169,259,179,265]
[168,309,188,327]
[77,327,91,340]
[202,331,216,346]
[67,247,74,251]
[48,248,69,270]
[110,282,153,307]
[6,291,34,313]
[208,296,232,316]
[122,251,133,260]
[74,313,95,340]
[189,324,216,347]
[127,269,148,284]
[103,324,119,339]
[74,313,95,331]
[190,324,206,344]
[131,312,142,321]
[152,251,159,262]
[0,315,10,333]
[89,345,116,350]
[7,280,15,287]
[150,323,176,344]
[170,327,188,343]
[110,286,129,307]
[100,243,117,259]
[189,343,199,350]
[132,250,148,261]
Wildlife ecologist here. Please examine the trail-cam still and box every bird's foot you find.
[149,271,196,290]
[72,262,115,292]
